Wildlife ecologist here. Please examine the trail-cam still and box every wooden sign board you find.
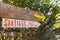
[0,2,42,21]
[2,18,41,28]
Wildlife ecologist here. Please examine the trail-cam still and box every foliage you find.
[3,0,60,40]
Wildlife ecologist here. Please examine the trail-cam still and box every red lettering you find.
[17,20,19,26]
[3,19,8,26]
[14,19,16,26]
[20,20,26,27]
[18,20,20,26]
[11,19,14,26]
[28,21,34,26]
[7,19,10,26]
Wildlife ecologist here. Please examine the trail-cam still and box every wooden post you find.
[0,2,41,21]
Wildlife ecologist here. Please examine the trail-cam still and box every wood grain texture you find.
[0,2,41,21]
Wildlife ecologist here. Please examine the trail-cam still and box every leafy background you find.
[0,0,60,40]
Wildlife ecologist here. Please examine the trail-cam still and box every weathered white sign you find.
[2,18,41,28]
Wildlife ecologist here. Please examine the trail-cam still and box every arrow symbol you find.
[33,13,45,22]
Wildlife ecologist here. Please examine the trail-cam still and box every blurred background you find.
[0,0,60,40]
